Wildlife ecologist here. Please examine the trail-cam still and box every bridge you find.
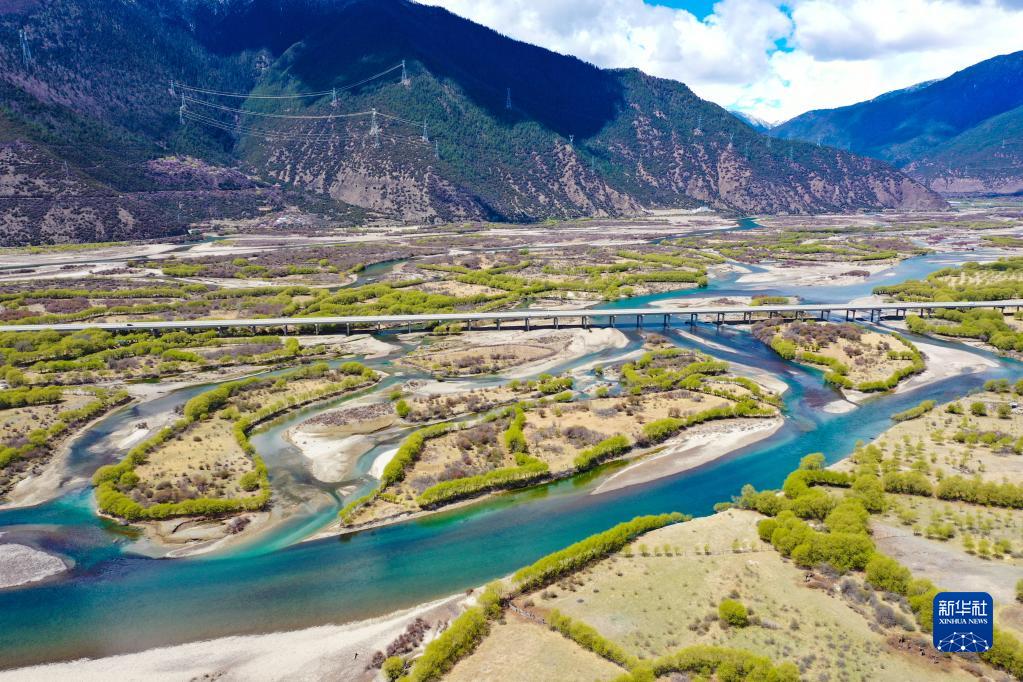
[2,300,1021,335]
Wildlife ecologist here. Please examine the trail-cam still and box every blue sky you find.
[424,0,1023,121]
[644,0,718,20]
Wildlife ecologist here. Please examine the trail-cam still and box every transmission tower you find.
[421,120,429,143]
[695,112,702,133]
[506,87,512,110]
[179,94,187,125]
[369,108,380,146]
[569,134,574,146]
[169,80,176,98]
[788,146,794,162]
[401,60,410,86]
[331,87,338,108]
[434,139,440,160]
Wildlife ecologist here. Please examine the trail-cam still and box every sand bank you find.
[0,543,67,589]
[286,431,375,483]
[736,261,889,288]
[0,593,467,682]
[591,417,784,496]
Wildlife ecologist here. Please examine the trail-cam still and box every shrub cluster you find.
[512,513,686,591]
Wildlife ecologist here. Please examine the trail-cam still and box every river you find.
[0,237,1016,669]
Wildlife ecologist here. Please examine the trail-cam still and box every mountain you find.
[0,0,944,245]
[729,110,774,133]
[773,51,1023,195]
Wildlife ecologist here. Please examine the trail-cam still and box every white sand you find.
[297,334,399,359]
[822,399,858,414]
[0,593,467,682]
[736,261,889,288]
[0,544,67,589]
[369,447,399,479]
[893,339,997,395]
[591,417,783,496]
[286,432,374,483]
[501,328,629,379]
[671,328,738,355]
[649,295,758,309]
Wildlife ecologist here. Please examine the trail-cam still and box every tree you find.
[865,554,910,595]
[382,656,405,681]
[799,453,825,470]
[395,399,411,418]
[971,401,988,417]
[718,599,749,627]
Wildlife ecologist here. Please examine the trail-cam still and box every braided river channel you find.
[0,238,1017,668]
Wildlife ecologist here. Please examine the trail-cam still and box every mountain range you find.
[773,50,1023,196]
[0,0,945,245]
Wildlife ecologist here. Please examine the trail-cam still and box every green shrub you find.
[400,606,490,682]
[865,553,911,594]
[416,460,549,508]
[513,514,686,592]
[382,656,406,681]
[574,435,631,471]
[547,609,639,669]
[395,399,411,418]
[717,599,749,627]
[891,400,936,422]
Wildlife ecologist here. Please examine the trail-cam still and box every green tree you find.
[865,554,911,594]
[395,399,411,418]
[799,453,826,470]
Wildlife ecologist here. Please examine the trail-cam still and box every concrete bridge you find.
[2,300,1021,335]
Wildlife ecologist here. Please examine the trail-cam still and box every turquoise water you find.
[0,244,1017,668]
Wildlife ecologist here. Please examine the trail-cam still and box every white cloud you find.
[419,0,1023,121]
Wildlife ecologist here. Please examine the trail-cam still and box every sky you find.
[419,0,1023,123]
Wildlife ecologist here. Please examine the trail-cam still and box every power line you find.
[174,63,405,100]
[182,95,373,120]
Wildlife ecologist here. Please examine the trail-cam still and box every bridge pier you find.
[525,318,531,331]
[636,314,643,328]
[690,313,697,326]
[554,317,560,330]
[496,319,501,330]
[663,313,670,328]
[716,312,724,326]
[346,323,351,335]
[609,315,615,329]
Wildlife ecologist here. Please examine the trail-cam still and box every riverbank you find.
[590,417,784,496]
[0,592,468,681]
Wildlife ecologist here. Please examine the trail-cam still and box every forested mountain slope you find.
[0,0,944,244]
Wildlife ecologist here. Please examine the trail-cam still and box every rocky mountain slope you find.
[774,50,1023,196]
[0,0,944,244]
